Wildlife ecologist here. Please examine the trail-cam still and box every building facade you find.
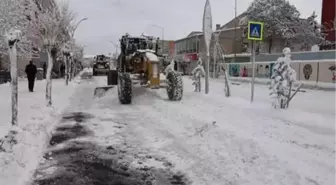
[173,14,248,74]
[322,0,335,41]
[173,11,316,75]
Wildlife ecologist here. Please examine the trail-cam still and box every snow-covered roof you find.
[187,31,203,37]
[219,12,247,30]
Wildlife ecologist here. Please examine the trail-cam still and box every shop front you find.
[176,53,199,75]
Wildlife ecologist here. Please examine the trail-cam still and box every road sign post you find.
[251,41,256,103]
[247,21,263,103]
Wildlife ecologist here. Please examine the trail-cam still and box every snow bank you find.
[74,67,93,83]
[0,78,79,185]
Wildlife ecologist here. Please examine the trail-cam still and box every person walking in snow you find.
[60,63,65,77]
[43,62,47,79]
[25,60,37,92]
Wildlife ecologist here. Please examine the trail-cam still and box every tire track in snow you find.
[101,87,239,184]
[107,82,332,185]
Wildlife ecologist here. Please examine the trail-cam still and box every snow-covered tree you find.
[269,47,296,109]
[69,53,74,81]
[218,63,231,97]
[290,12,324,50]
[0,0,40,57]
[0,0,41,127]
[0,29,24,152]
[32,1,75,106]
[5,29,21,126]
[61,42,71,85]
[191,59,205,92]
[242,0,323,53]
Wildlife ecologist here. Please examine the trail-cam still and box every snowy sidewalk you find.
[0,78,79,185]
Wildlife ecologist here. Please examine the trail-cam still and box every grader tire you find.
[118,73,132,104]
[166,71,183,101]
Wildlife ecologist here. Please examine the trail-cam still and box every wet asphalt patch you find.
[49,124,93,146]
[31,112,191,185]
[61,112,95,123]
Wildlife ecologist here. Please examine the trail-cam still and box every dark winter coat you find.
[174,61,178,71]
[25,63,37,79]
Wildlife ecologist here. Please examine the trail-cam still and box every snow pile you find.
[164,60,175,75]
[0,79,78,185]
[74,67,93,83]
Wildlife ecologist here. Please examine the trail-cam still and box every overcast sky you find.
[67,0,323,55]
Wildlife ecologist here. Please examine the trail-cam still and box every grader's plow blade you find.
[93,85,114,98]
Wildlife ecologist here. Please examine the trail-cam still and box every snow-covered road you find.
[31,75,335,185]
[104,77,335,185]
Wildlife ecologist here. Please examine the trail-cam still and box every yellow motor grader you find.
[94,33,183,104]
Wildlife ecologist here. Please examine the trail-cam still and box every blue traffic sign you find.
[248,21,264,41]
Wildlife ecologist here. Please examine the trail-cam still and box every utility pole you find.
[69,17,88,80]
[233,0,237,62]
[247,21,264,103]
[109,41,118,54]
[213,33,220,78]
[151,24,164,54]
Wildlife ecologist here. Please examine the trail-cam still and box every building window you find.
[186,40,189,53]
[178,41,182,54]
[176,42,181,54]
[192,40,197,53]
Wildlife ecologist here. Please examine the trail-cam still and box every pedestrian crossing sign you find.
[248,21,264,41]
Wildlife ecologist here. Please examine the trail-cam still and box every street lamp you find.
[71,17,88,38]
[109,41,119,67]
[66,18,88,81]
[150,24,164,54]
[109,41,118,48]
[233,0,237,62]
[109,41,119,55]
